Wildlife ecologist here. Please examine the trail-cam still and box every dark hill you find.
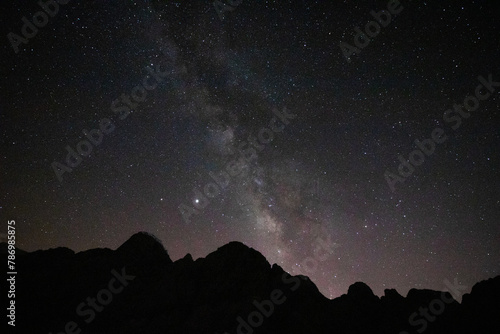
[4,232,500,334]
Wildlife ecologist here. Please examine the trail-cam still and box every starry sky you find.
[2,0,499,299]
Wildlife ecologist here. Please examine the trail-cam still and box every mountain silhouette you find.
[4,232,500,334]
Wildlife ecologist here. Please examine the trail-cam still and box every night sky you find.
[2,0,499,299]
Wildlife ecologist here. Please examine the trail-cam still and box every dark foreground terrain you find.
[2,232,499,334]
